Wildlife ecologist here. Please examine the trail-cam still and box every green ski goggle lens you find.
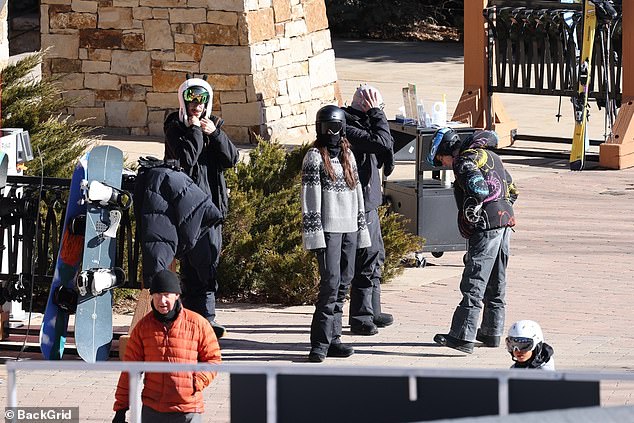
[183,88,209,104]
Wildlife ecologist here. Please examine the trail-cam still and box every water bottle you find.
[431,101,447,126]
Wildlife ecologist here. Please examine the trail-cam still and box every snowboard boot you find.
[327,342,354,358]
[373,312,394,328]
[433,333,474,354]
[476,329,500,347]
[350,321,379,336]
[308,351,326,363]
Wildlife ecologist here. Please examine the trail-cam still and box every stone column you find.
[40,0,339,144]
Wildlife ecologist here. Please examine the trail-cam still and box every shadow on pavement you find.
[332,38,463,64]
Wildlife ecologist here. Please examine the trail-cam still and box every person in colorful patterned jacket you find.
[112,269,221,423]
[302,105,371,363]
[427,128,518,354]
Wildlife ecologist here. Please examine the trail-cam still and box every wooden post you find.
[600,1,634,169]
[1,309,9,340]
[452,0,517,147]
[118,289,151,359]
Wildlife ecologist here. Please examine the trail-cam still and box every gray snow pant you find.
[449,227,510,341]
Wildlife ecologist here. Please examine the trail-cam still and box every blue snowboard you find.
[40,159,88,360]
[75,145,125,362]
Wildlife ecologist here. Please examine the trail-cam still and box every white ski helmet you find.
[351,84,384,112]
[177,77,213,125]
[506,320,544,353]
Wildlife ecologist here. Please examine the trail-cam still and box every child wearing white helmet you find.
[506,320,555,371]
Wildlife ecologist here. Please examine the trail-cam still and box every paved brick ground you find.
[2,39,634,422]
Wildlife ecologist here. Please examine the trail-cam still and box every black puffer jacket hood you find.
[134,165,222,286]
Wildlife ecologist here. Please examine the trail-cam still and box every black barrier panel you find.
[276,375,499,423]
[509,379,600,413]
[231,374,267,423]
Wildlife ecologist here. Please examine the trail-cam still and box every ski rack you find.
[0,174,140,306]
[485,1,622,104]
[455,0,634,168]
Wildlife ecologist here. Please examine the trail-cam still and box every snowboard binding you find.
[69,214,86,235]
[53,285,78,313]
[76,267,126,297]
[80,180,132,210]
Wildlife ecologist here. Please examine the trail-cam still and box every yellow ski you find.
[570,0,596,171]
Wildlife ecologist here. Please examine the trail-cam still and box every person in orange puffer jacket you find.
[112,269,221,423]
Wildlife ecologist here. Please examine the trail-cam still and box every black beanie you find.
[150,269,182,294]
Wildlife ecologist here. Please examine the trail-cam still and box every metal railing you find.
[6,360,634,423]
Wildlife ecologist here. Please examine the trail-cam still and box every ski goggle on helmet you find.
[426,127,459,166]
[505,320,544,353]
[505,337,535,353]
[183,86,210,104]
[318,121,344,135]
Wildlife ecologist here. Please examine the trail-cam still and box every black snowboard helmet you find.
[426,127,461,166]
[315,105,346,138]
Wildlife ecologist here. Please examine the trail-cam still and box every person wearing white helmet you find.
[343,84,395,336]
[164,75,239,339]
[506,320,555,371]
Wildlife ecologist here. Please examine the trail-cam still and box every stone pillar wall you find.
[40,0,338,144]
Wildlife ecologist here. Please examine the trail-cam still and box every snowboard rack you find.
[0,175,141,305]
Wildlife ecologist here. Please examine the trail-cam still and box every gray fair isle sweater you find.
[301,147,371,251]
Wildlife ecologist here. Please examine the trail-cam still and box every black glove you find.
[112,409,128,423]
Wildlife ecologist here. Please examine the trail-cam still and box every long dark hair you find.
[313,137,356,189]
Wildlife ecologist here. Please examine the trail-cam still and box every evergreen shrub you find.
[1,51,92,177]
[218,139,423,306]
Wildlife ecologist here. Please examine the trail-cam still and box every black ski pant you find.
[310,232,357,355]
[180,224,222,324]
[349,208,385,326]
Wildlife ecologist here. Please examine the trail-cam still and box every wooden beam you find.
[600,2,634,169]
[454,0,517,142]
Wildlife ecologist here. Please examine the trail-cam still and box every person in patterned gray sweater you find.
[302,105,371,363]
